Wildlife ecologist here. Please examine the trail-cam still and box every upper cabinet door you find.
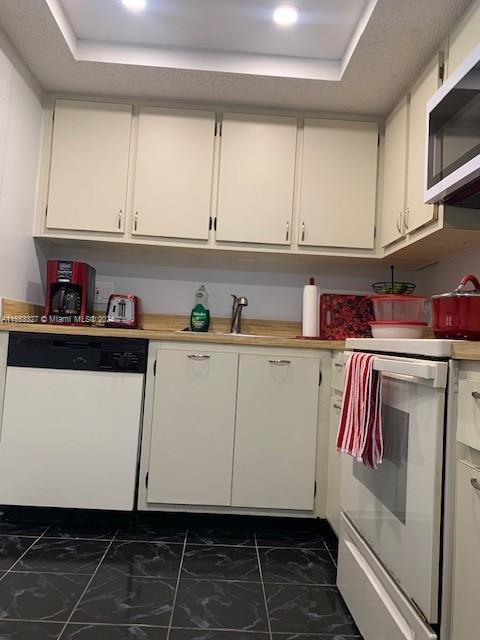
[406,56,441,234]
[299,119,378,249]
[448,1,480,76]
[132,107,216,240]
[216,113,297,245]
[381,96,408,248]
[46,100,132,233]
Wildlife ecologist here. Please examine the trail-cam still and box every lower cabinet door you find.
[147,348,238,506]
[451,459,480,640]
[231,354,320,510]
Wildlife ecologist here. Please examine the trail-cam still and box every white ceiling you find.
[62,0,370,61]
[0,0,473,116]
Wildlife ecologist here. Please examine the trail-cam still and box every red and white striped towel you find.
[336,353,383,469]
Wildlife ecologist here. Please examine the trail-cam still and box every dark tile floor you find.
[0,515,360,640]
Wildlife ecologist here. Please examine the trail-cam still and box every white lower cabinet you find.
[142,344,321,513]
[147,348,238,506]
[451,458,480,640]
[231,354,320,510]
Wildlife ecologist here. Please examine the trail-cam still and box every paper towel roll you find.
[302,278,319,337]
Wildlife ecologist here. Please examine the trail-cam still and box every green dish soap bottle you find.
[190,285,211,332]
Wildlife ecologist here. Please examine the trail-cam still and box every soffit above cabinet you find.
[0,0,472,114]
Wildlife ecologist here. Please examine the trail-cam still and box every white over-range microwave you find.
[425,43,480,208]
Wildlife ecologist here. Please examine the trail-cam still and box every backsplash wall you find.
[415,246,480,297]
[45,245,414,321]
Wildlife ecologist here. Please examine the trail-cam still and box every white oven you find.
[340,352,449,628]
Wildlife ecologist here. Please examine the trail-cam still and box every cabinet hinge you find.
[209,216,213,231]
[214,217,217,231]
[145,472,149,489]
[374,225,377,240]
[219,122,223,137]
[377,133,380,147]
[52,109,55,124]
[319,370,322,386]
[438,51,445,85]
[153,360,157,376]
[45,205,48,220]
[314,481,317,497]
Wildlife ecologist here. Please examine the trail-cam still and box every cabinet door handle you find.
[134,211,139,232]
[396,212,402,234]
[471,478,480,491]
[333,403,342,411]
[187,354,211,360]
[117,209,123,230]
[301,222,305,242]
[269,359,291,365]
[472,391,480,400]
[285,220,290,242]
[334,362,344,369]
[404,208,409,231]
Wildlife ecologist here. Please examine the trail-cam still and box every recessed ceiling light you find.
[273,5,299,27]
[122,0,146,12]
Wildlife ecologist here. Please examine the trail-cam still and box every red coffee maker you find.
[44,261,96,324]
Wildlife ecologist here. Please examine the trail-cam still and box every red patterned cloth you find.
[336,353,383,469]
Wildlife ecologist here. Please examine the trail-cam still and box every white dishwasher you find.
[0,332,147,510]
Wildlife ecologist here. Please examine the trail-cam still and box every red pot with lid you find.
[432,274,480,339]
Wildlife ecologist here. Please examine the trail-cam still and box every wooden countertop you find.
[0,322,344,351]
[452,342,480,361]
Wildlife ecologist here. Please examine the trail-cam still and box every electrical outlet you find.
[94,281,114,304]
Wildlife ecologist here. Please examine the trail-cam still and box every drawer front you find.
[457,378,480,450]
[331,352,346,392]
[338,515,436,640]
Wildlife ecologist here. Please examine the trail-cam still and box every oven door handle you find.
[372,358,447,388]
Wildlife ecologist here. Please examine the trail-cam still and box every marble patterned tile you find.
[187,527,255,547]
[259,547,337,585]
[0,536,34,570]
[272,635,362,639]
[71,570,176,626]
[60,623,168,639]
[0,522,48,537]
[0,571,89,621]
[14,539,108,574]
[182,546,260,581]
[172,579,268,631]
[0,620,63,639]
[170,631,269,640]
[101,540,183,578]
[45,526,117,541]
[115,524,187,544]
[255,530,326,550]
[266,584,359,635]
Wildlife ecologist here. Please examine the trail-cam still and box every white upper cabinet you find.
[405,56,441,234]
[448,0,480,76]
[381,95,408,248]
[132,107,216,240]
[298,119,378,249]
[215,113,297,245]
[46,100,132,233]
[231,353,319,510]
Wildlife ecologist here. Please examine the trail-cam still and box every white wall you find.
[45,244,414,320]
[416,246,480,297]
[0,29,45,305]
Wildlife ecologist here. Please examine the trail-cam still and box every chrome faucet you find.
[230,295,248,334]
